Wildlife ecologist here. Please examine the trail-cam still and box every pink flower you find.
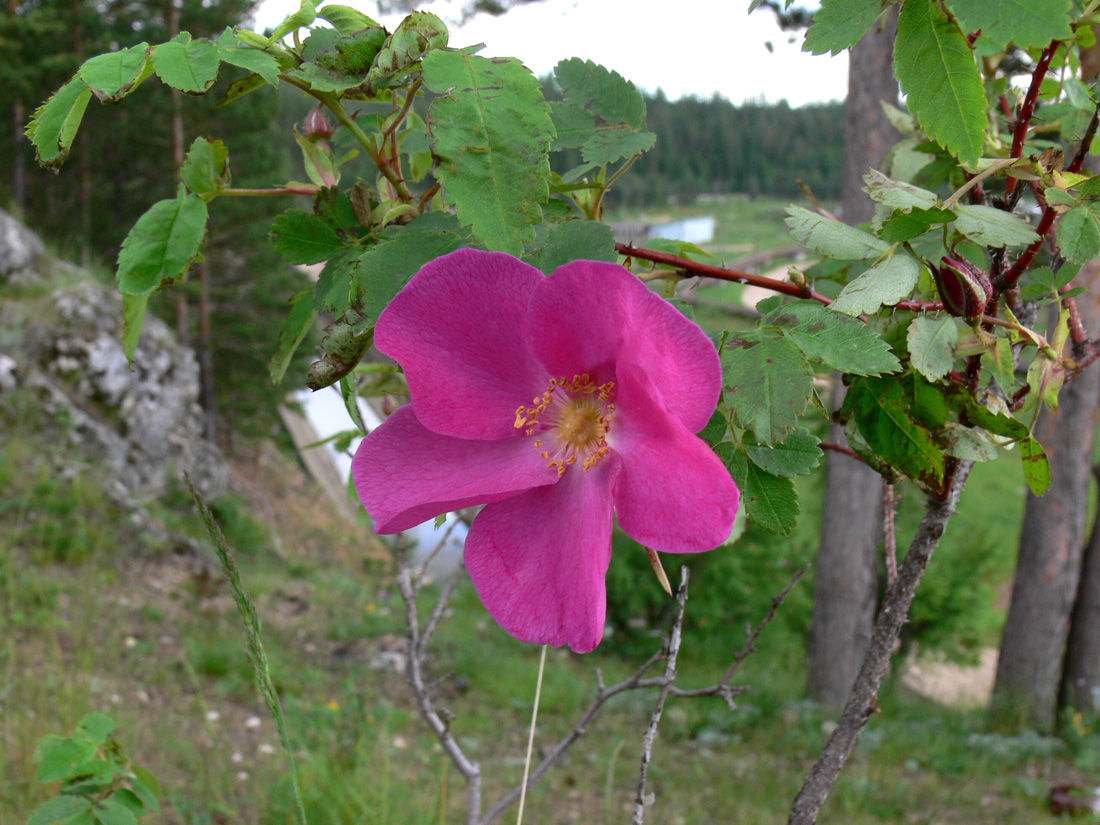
[352,248,740,652]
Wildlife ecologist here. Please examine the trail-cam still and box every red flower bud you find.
[303,105,334,141]
[935,257,993,319]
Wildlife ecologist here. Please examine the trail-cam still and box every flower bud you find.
[934,257,993,319]
[303,105,334,142]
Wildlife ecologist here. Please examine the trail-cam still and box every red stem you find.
[820,442,862,462]
[1005,42,1060,198]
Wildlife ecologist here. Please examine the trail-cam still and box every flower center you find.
[514,374,616,477]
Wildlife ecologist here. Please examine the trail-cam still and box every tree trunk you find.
[1062,464,1100,715]
[993,259,1100,731]
[807,8,898,708]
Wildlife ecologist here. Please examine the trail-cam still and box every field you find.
[4,197,1097,825]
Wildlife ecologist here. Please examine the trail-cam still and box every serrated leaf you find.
[829,250,922,316]
[803,0,882,56]
[949,0,1073,51]
[289,27,387,92]
[181,137,230,195]
[864,169,940,211]
[269,289,316,383]
[743,428,823,477]
[216,28,280,85]
[907,314,958,381]
[153,34,220,94]
[367,12,448,88]
[554,57,646,130]
[879,206,956,242]
[215,72,267,107]
[423,51,553,255]
[717,444,799,535]
[1020,436,1051,495]
[348,230,467,320]
[269,209,345,264]
[316,4,381,34]
[26,77,92,169]
[895,0,986,166]
[92,797,139,825]
[28,796,94,825]
[699,408,727,448]
[1058,205,1100,263]
[764,298,901,375]
[550,100,596,150]
[533,220,617,275]
[581,128,656,166]
[954,203,1039,247]
[116,191,208,295]
[785,206,889,259]
[75,713,116,745]
[37,737,97,783]
[722,331,813,446]
[79,43,151,102]
[844,375,945,483]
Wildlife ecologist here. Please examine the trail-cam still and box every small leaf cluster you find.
[28,713,161,825]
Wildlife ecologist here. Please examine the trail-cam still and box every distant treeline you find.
[606,92,846,207]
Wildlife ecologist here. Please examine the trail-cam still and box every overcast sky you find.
[251,0,847,107]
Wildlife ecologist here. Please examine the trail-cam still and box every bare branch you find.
[883,484,898,587]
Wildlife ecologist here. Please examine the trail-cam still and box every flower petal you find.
[610,362,740,552]
[526,260,722,432]
[465,457,621,653]
[375,248,549,439]
[352,405,558,533]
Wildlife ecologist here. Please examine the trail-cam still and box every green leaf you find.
[75,714,116,745]
[742,428,823,477]
[1020,436,1051,495]
[108,790,144,819]
[942,422,1000,461]
[28,796,94,825]
[269,209,345,265]
[129,765,161,813]
[764,298,901,375]
[181,138,230,195]
[554,57,646,130]
[1058,205,1100,264]
[829,250,922,316]
[721,331,813,446]
[215,72,268,107]
[116,191,208,295]
[152,34,220,94]
[367,12,449,87]
[879,206,956,242]
[216,28,280,85]
[944,385,1030,438]
[423,51,554,255]
[122,294,148,363]
[949,0,1073,51]
[316,4,381,34]
[954,203,1039,247]
[533,220,617,274]
[907,315,958,382]
[895,0,986,167]
[550,100,596,150]
[699,408,728,448]
[844,375,945,484]
[79,43,151,102]
[803,0,882,56]
[717,444,799,535]
[288,27,387,92]
[348,230,467,320]
[784,206,889,259]
[863,170,940,211]
[580,128,656,167]
[37,737,97,783]
[25,77,93,169]
[269,289,318,384]
[92,797,139,825]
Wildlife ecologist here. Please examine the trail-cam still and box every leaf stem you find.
[214,186,319,197]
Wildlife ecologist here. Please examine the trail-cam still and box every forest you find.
[4,0,1100,824]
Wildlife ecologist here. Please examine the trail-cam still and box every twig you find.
[414,518,463,591]
[419,565,464,654]
[883,484,898,587]
[787,461,974,825]
[1005,42,1060,198]
[819,442,862,462]
[394,536,482,824]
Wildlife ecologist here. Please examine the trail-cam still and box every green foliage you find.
[948,0,1073,51]
[741,429,823,478]
[785,206,889,260]
[719,442,800,535]
[29,714,160,825]
[829,251,922,316]
[532,220,617,274]
[895,0,986,166]
[803,0,883,56]
[906,315,958,383]
[1057,205,1100,263]
[24,77,92,168]
[423,50,553,255]
[78,43,152,103]
[762,299,901,376]
[270,209,345,265]
[722,330,813,447]
[181,137,231,195]
[115,189,209,296]
[152,33,220,94]
[1020,436,1051,495]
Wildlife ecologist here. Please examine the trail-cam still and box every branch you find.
[787,461,974,825]
[632,568,690,825]
[1005,42,1060,198]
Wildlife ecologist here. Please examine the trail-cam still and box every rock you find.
[0,208,47,286]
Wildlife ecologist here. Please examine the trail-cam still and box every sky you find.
[250,0,848,107]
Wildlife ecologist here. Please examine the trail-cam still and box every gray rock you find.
[0,208,46,285]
